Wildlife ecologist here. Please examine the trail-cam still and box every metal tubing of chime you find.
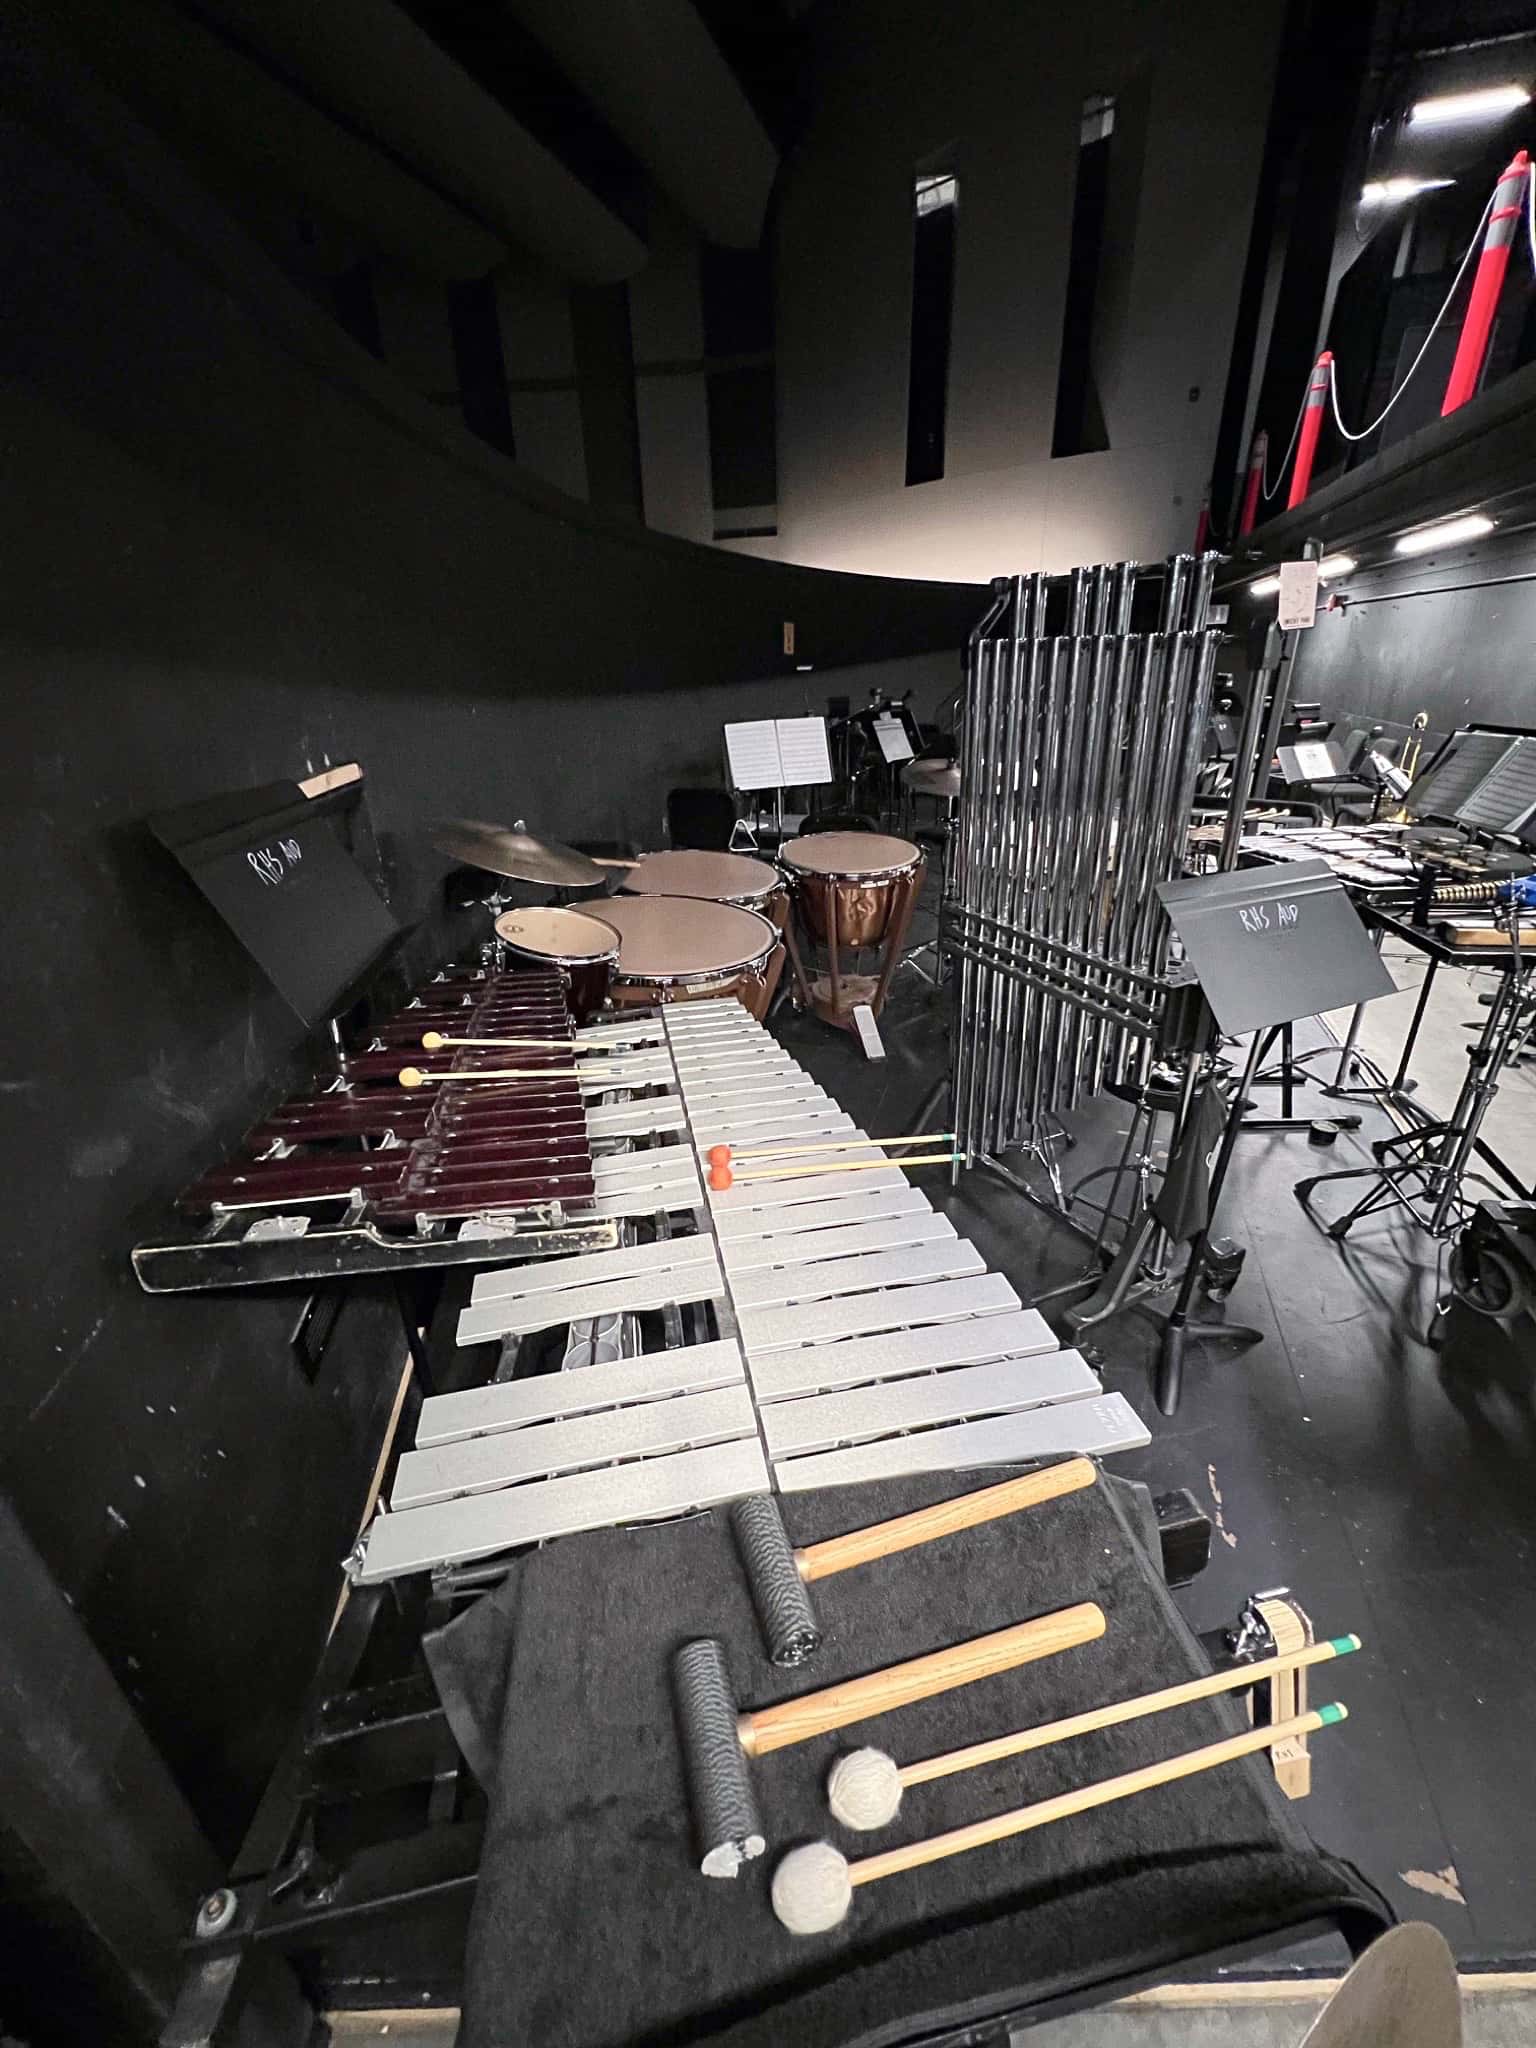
[951,580,1012,1173]
[946,552,1237,1168]
[993,578,1039,1147]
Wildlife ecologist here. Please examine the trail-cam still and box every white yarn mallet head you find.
[827,1748,903,1831]
[771,1842,852,1935]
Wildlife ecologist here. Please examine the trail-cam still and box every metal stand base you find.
[1155,1312,1264,1417]
[1296,943,1533,1242]
[980,1151,1100,1245]
[1242,1020,1361,1137]
[1294,1124,1502,1243]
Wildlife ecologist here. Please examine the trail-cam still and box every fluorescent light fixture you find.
[1360,176,1453,206]
[1409,85,1529,128]
[1393,512,1495,555]
[1249,554,1356,598]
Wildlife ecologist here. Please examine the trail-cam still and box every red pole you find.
[1287,352,1332,509]
[1238,432,1266,537]
[1194,488,1211,554]
[1443,151,1529,416]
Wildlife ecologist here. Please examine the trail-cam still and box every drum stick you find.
[707,1133,954,1168]
[772,1705,1348,1934]
[709,1153,956,1188]
[827,1634,1361,1828]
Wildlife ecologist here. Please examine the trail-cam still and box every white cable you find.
[1259,383,1309,502]
[1327,187,1495,443]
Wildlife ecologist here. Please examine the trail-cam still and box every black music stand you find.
[147,765,404,1035]
[1150,862,1399,1414]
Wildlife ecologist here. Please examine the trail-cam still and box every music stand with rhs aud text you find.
[1148,862,1398,1415]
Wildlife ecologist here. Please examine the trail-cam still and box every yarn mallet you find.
[772,1704,1349,1935]
[730,1457,1096,1665]
[826,1632,1361,1828]
[671,1602,1105,1877]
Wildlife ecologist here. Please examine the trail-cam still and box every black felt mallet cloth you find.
[427,1463,1390,2048]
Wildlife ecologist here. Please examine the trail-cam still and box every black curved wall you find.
[0,17,979,1867]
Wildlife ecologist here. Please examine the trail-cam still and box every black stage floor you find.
[766,966,1536,1968]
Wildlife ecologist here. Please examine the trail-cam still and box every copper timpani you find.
[621,848,789,931]
[492,906,620,1024]
[595,894,784,1020]
[779,830,925,1031]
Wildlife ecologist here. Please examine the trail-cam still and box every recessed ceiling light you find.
[1360,176,1454,206]
[1249,574,1281,597]
[1392,512,1495,555]
[1409,85,1529,128]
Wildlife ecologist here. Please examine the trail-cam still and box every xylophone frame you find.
[160,1482,1249,2047]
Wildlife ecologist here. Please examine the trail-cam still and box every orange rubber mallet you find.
[708,1153,956,1190]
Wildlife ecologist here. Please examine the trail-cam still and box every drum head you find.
[493,905,620,964]
[622,849,781,902]
[596,896,777,978]
[783,831,921,879]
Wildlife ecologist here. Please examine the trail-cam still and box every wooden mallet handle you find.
[899,1633,1360,1787]
[711,1132,956,1166]
[796,1458,1096,1584]
[850,1704,1347,1888]
[738,1602,1104,1758]
[422,1032,575,1051]
[715,1153,956,1187]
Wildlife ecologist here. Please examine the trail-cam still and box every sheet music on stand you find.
[872,713,915,765]
[1455,734,1536,838]
[1405,729,1515,822]
[723,716,833,792]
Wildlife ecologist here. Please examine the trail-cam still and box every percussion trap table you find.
[432,1465,1387,2047]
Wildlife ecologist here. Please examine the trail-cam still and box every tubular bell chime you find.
[944,554,1230,1174]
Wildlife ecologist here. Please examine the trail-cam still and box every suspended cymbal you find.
[904,757,961,799]
[430,818,606,888]
[1300,1923,1461,2048]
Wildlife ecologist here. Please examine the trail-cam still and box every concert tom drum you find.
[621,848,789,931]
[594,895,783,1020]
[781,832,924,946]
[492,906,619,1024]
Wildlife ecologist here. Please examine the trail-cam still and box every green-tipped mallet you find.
[827,1633,1361,1831]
